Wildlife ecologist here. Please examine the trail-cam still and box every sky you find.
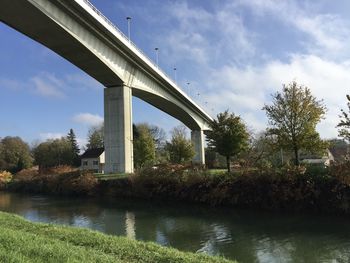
[1,0,350,148]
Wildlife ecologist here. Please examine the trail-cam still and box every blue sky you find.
[1,0,350,148]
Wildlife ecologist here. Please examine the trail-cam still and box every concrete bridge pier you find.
[104,86,134,174]
[191,130,205,165]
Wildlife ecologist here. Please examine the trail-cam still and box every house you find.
[80,148,105,173]
[301,149,335,167]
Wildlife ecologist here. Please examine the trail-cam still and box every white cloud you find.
[0,71,102,99]
[39,132,64,141]
[31,72,65,98]
[158,1,256,66]
[236,0,350,58]
[72,113,103,126]
[76,137,88,151]
[38,132,87,150]
[65,74,103,90]
[204,54,349,139]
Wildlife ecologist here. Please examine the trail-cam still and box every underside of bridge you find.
[0,0,212,173]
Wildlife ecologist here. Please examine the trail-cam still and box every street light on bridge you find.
[173,67,177,83]
[126,17,131,42]
[154,47,159,67]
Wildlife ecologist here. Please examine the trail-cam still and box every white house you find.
[301,149,335,167]
[80,148,105,173]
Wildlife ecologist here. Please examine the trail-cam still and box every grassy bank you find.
[0,211,232,263]
[4,163,350,215]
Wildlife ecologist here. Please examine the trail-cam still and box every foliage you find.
[241,132,296,168]
[10,167,97,196]
[0,212,232,263]
[165,126,195,164]
[327,138,348,162]
[0,171,12,183]
[134,123,167,164]
[86,124,104,149]
[33,138,75,170]
[149,125,168,163]
[8,163,350,215]
[148,124,166,149]
[205,148,226,169]
[206,111,249,172]
[0,136,33,173]
[337,95,350,142]
[67,129,80,166]
[133,124,156,169]
[263,81,327,165]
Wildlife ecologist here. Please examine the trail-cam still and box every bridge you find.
[0,0,213,173]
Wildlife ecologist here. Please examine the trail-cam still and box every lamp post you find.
[126,17,131,42]
[173,67,177,83]
[154,47,159,67]
[186,82,190,96]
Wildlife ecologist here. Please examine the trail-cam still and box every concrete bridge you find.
[0,0,213,173]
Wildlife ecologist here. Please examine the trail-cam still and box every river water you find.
[0,191,349,262]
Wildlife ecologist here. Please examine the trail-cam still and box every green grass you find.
[94,173,129,181]
[0,211,234,263]
[208,169,228,175]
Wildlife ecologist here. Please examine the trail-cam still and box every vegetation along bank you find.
[4,163,350,216]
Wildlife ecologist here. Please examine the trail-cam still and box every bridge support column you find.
[191,130,205,165]
[104,86,133,174]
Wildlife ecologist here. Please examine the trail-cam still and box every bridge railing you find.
[81,0,179,90]
[79,0,212,121]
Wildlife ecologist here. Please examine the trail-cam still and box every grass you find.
[0,211,234,263]
[94,173,129,181]
[207,169,227,175]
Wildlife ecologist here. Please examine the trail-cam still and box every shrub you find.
[0,171,12,183]
[5,163,350,215]
[8,166,97,196]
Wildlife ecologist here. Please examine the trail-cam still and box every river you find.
[0,191,349,262]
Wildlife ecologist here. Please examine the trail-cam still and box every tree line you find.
[85,123,195,168]
[206,81,349,171]
[0,123,195,173]
[1,81,350,173]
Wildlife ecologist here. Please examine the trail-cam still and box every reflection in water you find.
[125,211,136,239]
[0,191,350,262]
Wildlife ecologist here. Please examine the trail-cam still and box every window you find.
[93,160,99,165]
[82,161,88,166]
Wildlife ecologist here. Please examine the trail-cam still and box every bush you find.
[5,163,350,215]
[0,171,12,183]
[8,166,97,196]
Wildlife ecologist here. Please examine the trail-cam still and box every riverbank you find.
[3,163,350,215]
[0,211,232,263]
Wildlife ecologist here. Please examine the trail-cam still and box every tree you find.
[133,124,156,168]
[206,111,249,172]
[33,138,74,170]
[0,136,33,173]
[148,125,166,149]
[263,81,327,165]
[67,129,80,166]
[86,124,104,149]
[337,95,350,142]
[165,126,195,164]
[241,131,292,168]
[327,138,348,162]
[205,148,226,169]
[133,123,167,164]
